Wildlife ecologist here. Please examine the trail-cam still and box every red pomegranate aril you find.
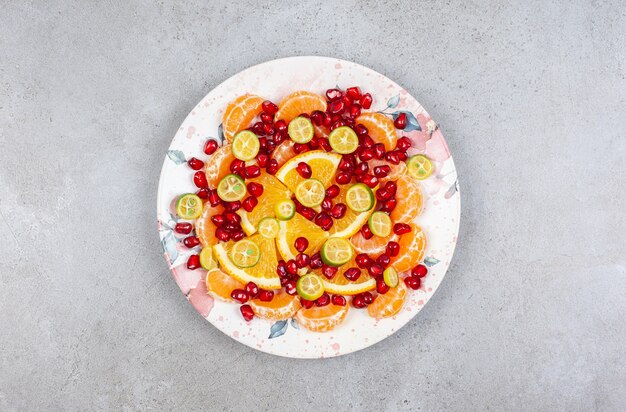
[224,200,241,212]
[193,171,208,188]
[321,220,333,231]
[382,198,397,212]
[397,151,408,161]
[258,136,268,150]
[321,197,333,211]
[328,100,345,115]
[315,293,331,307]
[352,295,367,308]
[240,304,254,321]
[362,291,374,304]
[230,159,245,174]
[376,187,392,201]
[331,295,347,306]
[222,223,239,232]
[284,260,297,276]
[245,165,261,178]
[296,253,310,268]
[230,288,249,304]
[296,162,312,178]
[326,88,343,101]
[335,171,352,184]
[394,113,407,129]
[208,190,221,207]
[354,124,368,137]
[242,196,258,212]
[276,260,287,276]
[293,143,308,154]
[370,143,384,160]
[362,174,379,188]
[224,212,241,225]
[262,100,279,114]
[356,253,373,269]
[360,134,375,148]
[187,157,204,170]
[266,139,276,152]
[344,267,361,281]
[368,264,384,277]
[187,254,200,269]
[376,253,391,267]
[293,237,309,253]
[393,223,412,235]
[346,86,361,100]
[322,113,333,127]
[358,147,374,162]
[273,131,287,144]
[385,181,397,195]
[341,94,352,107]
[330,203,347,219]
[285,281,297,295]
[252,121,265,136]
[260,112,274,124]
[215,227,230,242]
[231,230,245,241]
[183,236,200,248]
[396,136,412,151]
[324,185,339,199]
[244,282,259,298]
[347,104,361,119]
[376,278,390,294]
[175,222,193,234]
[308,137,320,149]
[298,206,316,221]
[360,93,373,109]
[274,119,287,133]
[405,276,421,290]
[263,123,275,135]
[300,298,315,309]
[339,156,356,172]
[361,224,373,239]
[311,110,325,126]
[373,165,391,179]
[267,159,279,175]
[319,138,332,152]
[279,276,290,286]
[386,241,400,257]
[204,139,218,155]
[412,264,428,278]
[314,212,332,230]
[385,152,400,164]
[354,162,369,176]
[322,265,338,279]
[196,188,210,199]
[258,289,274,302]
[310,253,323,269]
[330,119,347,131]
[246,182,263,197]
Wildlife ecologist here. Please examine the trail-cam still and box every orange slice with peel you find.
[275,150,341,192]
[275,91,327,123]
[237,172,290,235]
[196,203,225,248]
[276,213,329,262]
[222,94,264,142]
[329,184,376,239]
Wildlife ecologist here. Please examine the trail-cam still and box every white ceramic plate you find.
[157,56,460,358]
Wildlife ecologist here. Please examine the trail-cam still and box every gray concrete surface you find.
[1,1,624,410]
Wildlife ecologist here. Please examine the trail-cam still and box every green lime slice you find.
[406,154,434,180]
[229,239,261,268]
[274,199,296,221]
[320,237,354,267]
[383,267,399,288]
[345,183,375,212]
[288,116,314,143]
[175,193,203,219]
[368,211,392,237]
[217,174,247,202]
[296,273,324,300]
[199,246,218,270]
[258,217,280,239]
[232,130,260,161]
[295,178,325,207]
[328,126,359,154]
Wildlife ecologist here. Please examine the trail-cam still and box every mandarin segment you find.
[275,91,327,123]
[350,230,399,257]
[249,292,302,320]
[356,112,398,151]
[222,94,265,142]
[205,268,245,301]
[389,224,427,273]
[204,145,236,189]
[295,304,349,332]
[367,279,407,318]
[389,175,423,224]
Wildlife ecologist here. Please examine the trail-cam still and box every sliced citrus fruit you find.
[320,237,354,267]
[275,150,341,192]
[229,238,261,268]
[356,112,398,151]
[217,174,247,202]
[407,154,434,180]
[296,273,324,300]
[204,145,236,189]
[275,91,327,123]
[313,256,376,296]
[346,183,375,212]
[389,174,423,224]
[383,266,399,287]
[275,199,296,221]
[328,126,358,154]
[272,140,297,167]
[350,230,399,257]
[237,172,290,234]
[222,94,264,142]
[329,184,376,239]
[389,224,427,273]
[367,279,407,319]
[288,116,314,143]
[276,213,329,261]
[258,217,279,239]
[368,158,406,183]
[196,203,225,247]
[249,292,302,321]
[199,246,218,270]
[295,178,325,207]
[213,234,281,289]
[175,194,203,219]
[295,303,349,332]
[231,130,260,161]
[205,268,245,301]
[368,211,392,237]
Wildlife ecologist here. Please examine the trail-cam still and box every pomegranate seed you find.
[376,253,391,267]
[344,267,361,281]
[330,119,347,131]
[196,188,210,199]
[273,119,286,133]
[335,171,352,184]
[339,155,356,172]
[183,236,200,248]
[385,152,400,164]
[208,190,221,207]
[405,276,421,290]
[258,136,268,150]
[308,137,320,149]
[267,159,279,174]
[354,124,368,137]
[204,139,218,155]
[386,241,400,257]
[322,265,338,279]
[412,264,428,278]
[331,295,346,306]
[374,165,391,178]
[330,203,347,219]
[341,94,352,108]
[252,121,265,135]
[245,282,259,298]
[262,100,278,114]
[294,237,309,253]
[187,157,204,170]
[326,184,340,198]
[310,110,325,125]
[368,264,383,277]
[300,298,315,309]
[242,196,258,212]
[314,212,332,230]
[326,88,343,101]
[360,224,373,239]
[174,222,193,234]
[393,223,412,235]
[246,182,263,198]
[259,112,273,124]
[224,212,241,225]
[299,206,317,221]
[273,131,286,145]
[373,144,386,160]
[231,231,245,241]
[276,260,287,276]
[258,289,274,302]
[224,200,241,212]
[360,135,375,148]
[362,291,374,304]
[346,86,361,100]
[354,162,369,176]
[322,113,332,127]
[310,253,323,269]
[328,100,345,115]
[397,151,408,161]
[376,278,390,294]
[245,165,261,178]
[321,197,333,211]
[376,187,392,201]
[296,253,310,268]
[187,254,200,269]
[222,223,239,232]
[381,198,397,212]
[296,162,312,178]
[230,159,245,174]
[240,304,254,321]
[256,153,269,168]
[364,174,379,188]
[321,221,333,231]
[356,253,373,269]
[285,259,298,275]
[384,181,397,195]
[293,143,308,154]
[352,295,367,308]
[394,113,407,129]
[263,123,275,135]
[315,293,331,307]
[347,104,361,119]
[318,138,332,152]
[396,136,412,151]
[193,171,208,188]
[215,227,230,241]
[358,147,374,162]
[360,93,373,109]
[285,281,297,295]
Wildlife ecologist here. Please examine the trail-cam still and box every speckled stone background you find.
[1,1,624,410]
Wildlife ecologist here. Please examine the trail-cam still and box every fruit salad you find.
[174,87,434,332]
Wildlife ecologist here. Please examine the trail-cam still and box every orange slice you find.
[249,292,302,321]
[356,112,398,151]
[275,150,341,192]
[350,230,399,257]
[276,213,329,261]
[205,268,245,301]
[389,224,427,273]
[222,94,264,142]
[205,145,236,189]
[368,158,406,183]
[389,175,423,224]
[275,91,327,123]
[367,279,408,318]
[196,203,225,248]
[237,172,290,235]
[329,184,376,239]
[295,304,349,332]
[313,256,376,296]
[272,140,297,167]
